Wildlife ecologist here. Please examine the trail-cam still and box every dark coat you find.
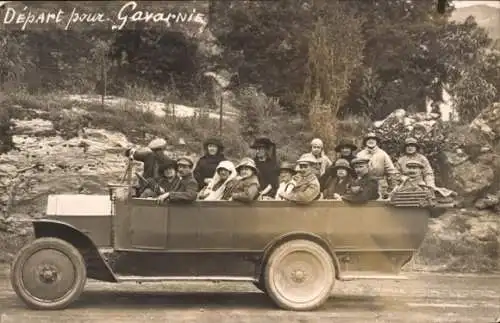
[193,154,227,190]
[130,147,176,179]
[168,174,198,203]
[253,157,279,197]
[322,176,352,199]
[140,176,181,198]
[319,163,355,190]
[228,175,260,203]
[342,174,379,204]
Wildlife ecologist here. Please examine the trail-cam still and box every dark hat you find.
[158,160,178,173]
[331,158,352,171]
[351,157,370,166]
[250,137,275,149]
[203,137,224,151]
[362,132,380,145]
[404,137,420,149]
[335,139,358,152]
[279,161,296,173]
[176,156,194,167]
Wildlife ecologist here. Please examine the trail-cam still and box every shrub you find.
[235,86,308,161]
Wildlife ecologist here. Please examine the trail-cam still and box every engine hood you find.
[46,194,112,217]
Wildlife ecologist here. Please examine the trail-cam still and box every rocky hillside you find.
[0,95,499,272]
[451,4,500,40]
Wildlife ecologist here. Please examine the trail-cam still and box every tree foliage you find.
[1,0,499,129]
[212,0,500,122]
[302,2,365,150]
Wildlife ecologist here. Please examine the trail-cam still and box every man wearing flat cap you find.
[279,154,320,204]
[396,137,435,187]
[124,138,176,180]
[356,132,400,198]
[250,137,280,198]
[157,156,198,203]
[342,157,379,203]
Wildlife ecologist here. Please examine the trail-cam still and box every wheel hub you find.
[38,265,58,284]
[290,269,307,283]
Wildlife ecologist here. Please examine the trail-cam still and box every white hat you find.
[297,154,317,164]
[148,138,167,150]
[311,138,323,147]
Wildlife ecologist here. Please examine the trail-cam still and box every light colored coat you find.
[396,153,435,187]
[281,172,320,204]
[275,181,295,200]
[198,160,238,201]
[356,147,399,179]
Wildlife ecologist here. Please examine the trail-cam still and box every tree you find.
[344,0,500,122]
[302,2,365,150]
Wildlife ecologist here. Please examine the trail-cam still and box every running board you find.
[114,275,258,283]
[338,271,409,281]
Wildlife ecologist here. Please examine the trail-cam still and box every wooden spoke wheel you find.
[264,239,335,311]
[10,237,87,310]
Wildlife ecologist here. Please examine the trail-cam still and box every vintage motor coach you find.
[9,169,444,311]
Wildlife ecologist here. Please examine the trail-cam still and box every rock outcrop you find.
[372,104,500,209]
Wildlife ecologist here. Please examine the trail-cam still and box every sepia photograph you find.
[0,0,499,322]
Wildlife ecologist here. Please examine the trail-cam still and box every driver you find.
[157,156,198,203]
[125,138,176,179]
[139,160,180,198]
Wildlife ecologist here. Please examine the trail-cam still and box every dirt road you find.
[1,266,499,323]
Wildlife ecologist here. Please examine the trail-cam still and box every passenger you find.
[193,137,227,191]
[157,156,198,203]
[396,137,435,187]
[301,138,332,178]
[279,154,320,204]
[124,138,177,179]
[321,159,354,200]
[334,139,358,164]
[342,157,379,204]
[228,157,261,203]
[392,161,434,194]
[392,160,457,203]
[275,161,297,200]
[198,160,237,201]
[356,132,401,199]
[250,137,279,198]
[139,160,180,198]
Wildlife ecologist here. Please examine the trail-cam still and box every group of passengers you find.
[124,132,454,205]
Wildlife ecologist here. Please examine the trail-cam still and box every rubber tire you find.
[264,239,335,311]
[10,237,87,310]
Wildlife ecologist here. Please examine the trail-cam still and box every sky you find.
[453,1,500,8]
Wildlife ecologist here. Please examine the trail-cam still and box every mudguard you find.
[32,219,117,282]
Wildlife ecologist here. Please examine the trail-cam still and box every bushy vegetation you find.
[0,0,499,169]
[414,210,499,272]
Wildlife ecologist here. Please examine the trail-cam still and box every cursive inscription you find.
[3,7,65,30]
[65,8,107,30]
[1,1,206,31]
[111,1,205,31]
